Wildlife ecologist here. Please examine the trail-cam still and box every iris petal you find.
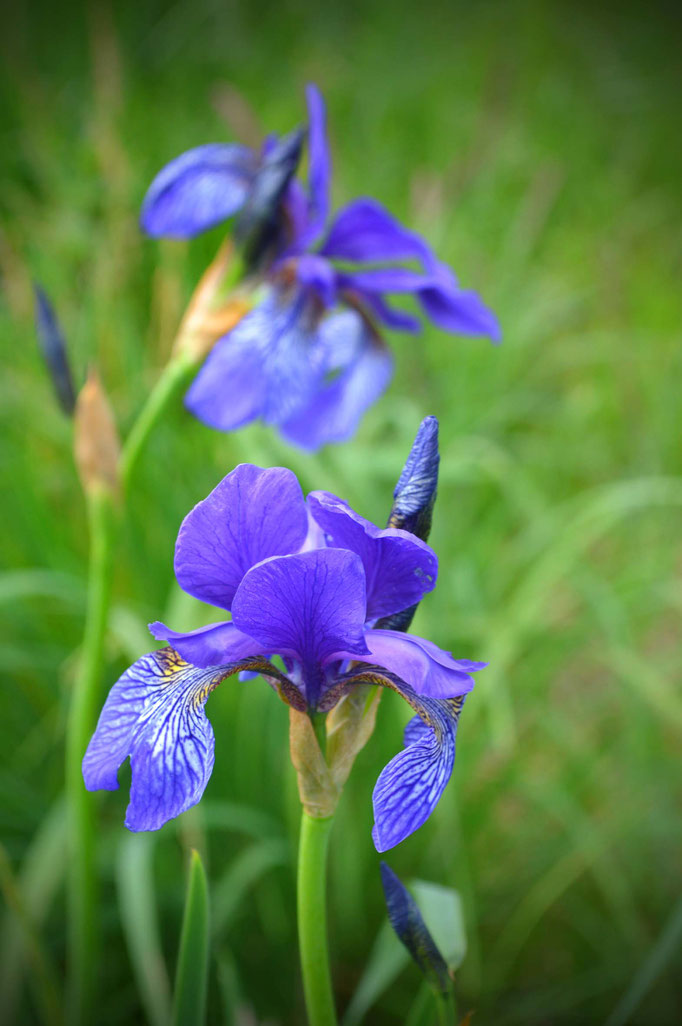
[174,463,309,612]
[303,83,331,242]
[83,649,230,830]
[149,620,263,668]
[357,629,482,698]
[321,197,433,267]
[140,143,257,238]
[280,311,393,451]
[307,492,437,620]
[231,549,370,706]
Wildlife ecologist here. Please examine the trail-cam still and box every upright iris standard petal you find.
[321,197,433,267]
[231,549,370,705]
[356,629,483,698]
[307,492,438,620]
[140,143,258,238]
[303,83,331,241]
[280,310,393,451]
[174,463,309,611]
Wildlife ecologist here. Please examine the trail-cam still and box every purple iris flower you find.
[141,84,500,451]
[83,461,485,850]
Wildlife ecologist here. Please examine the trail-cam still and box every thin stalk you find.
[434,989,456,1026]
[297,813,337,1026]
[65,486,117,1026]
[120,349,198,493]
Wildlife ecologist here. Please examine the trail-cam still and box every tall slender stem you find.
[120,349,198,493]
[297,813,337,1026]
[65,486,117,1026]
[434,989,456,1026]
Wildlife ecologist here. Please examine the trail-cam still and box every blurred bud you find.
[73,369,121,495]
[388,415,439,540]
[234,127,304,270]
[378,416,440,633]
[173,239,251,362]
[380,863,451,995]
[33,285,77,416]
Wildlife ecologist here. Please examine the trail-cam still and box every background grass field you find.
[1,0,681,1023]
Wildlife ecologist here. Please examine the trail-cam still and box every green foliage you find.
[1,0,681,1023]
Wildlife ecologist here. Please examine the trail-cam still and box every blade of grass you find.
[172,849,210,1026]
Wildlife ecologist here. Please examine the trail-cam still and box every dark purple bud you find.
[389,415,439,539]
[377,417,439,633]
[380,863,451,994]
[234,127,305,270]
[34,285,77,416]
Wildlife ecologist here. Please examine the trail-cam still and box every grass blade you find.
[172,849,210,1026]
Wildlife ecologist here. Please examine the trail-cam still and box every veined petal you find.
[174,463,309,611]
[304,83,331,241]
[231,549,370,706]
[307,493,437,620]
[372,691,465,851]
[325,664,468,850]
[83,647,301,831]
[280,311,393,452]
[140,143,257,238]
[321,197,433,267]
[356,629,483,698]
[83,649,226,830]
[149,620,263,668]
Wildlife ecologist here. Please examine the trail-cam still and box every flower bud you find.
[73,368,121,496]
[234,127,305,270]
[33,285,77,416]
[380,863,452,995]
[378,416,440,633]
[388,415,439,541]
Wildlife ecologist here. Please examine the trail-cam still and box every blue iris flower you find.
[83,419,486,850]
[140,85,501,451]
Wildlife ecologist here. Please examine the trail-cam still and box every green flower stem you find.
[65,485,117,1026]
[120,348,199,493]
[434,989,456,1026]
[297,812,337,1026]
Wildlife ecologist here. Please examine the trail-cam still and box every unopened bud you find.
[379,417,440,633]
[34,285,77,416]
[73,368,121,495]
[173,239,251,362]
[388,415,440,540]
[234,127,305,270]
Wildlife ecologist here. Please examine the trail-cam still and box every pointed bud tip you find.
[387,416,440,540]
[379,862,451,994]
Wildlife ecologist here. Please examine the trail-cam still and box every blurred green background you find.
[1,0,681,1023]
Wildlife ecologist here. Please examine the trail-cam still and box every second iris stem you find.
[297,813,337,1026]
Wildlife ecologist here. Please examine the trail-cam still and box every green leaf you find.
[172,849,210,1026]
[411,881,467,972]
[116,833,171,1026]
